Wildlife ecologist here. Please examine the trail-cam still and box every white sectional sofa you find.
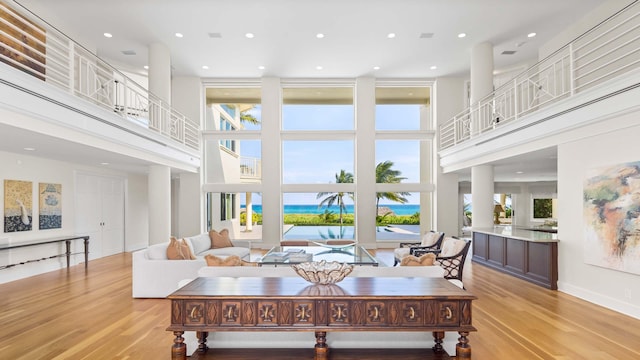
[131,233,250,298]
[196,263,445,278]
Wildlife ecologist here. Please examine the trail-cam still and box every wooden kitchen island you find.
[472,226,558,289]
[167,276,476,359]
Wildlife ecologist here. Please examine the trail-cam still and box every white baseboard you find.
[558,281,640,320]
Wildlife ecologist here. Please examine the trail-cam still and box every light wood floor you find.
[0,250,639,359]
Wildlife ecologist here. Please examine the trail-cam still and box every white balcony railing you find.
[440,1,640,150]
[0,2,199,151]
[240,156,262,179]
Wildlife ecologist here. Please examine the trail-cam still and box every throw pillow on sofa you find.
[209,229,234,249]
[205,254,242,266]
[400,252,436,266]
[167,237,196,260]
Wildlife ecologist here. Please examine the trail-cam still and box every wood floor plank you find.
[0,250,639,359]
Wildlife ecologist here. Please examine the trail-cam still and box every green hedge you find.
[240,212,419,226]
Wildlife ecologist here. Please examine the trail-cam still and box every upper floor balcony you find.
[240,156,262,183]
[439,1,640,166]
[0,2,199,154]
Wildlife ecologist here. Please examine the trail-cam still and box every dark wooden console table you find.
[0,235,90,270]
[167,277,476,359]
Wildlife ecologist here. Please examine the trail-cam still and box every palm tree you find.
[375,160,410,218]
[316,170,354,225]
[240,109,260,125]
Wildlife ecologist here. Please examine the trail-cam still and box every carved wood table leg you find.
[314,331,329,358]
[432,331,445,352]
[196,331,209,353]
[171,331,187,360]
[456,331,471,358]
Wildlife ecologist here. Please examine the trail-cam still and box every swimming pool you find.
[283,225,355,240]
[283,225,420,240]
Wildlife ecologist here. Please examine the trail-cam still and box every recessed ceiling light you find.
[245,33,255,39]
[316,66,323,70]
[143,65,149,70]
[175,32,184,38]
[527,32,537,38]
[387,33,396,39]
[458,33,466,38]
[316,33,324,39]
[373,66,380,70]
[100,162,110,166]
[103,33,112,38]
[202,65,209,70]
[258,65,265,70]
[516,171,524,174]
[430,65,437,70]
[23,147,35,151]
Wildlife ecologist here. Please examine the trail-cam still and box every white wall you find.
[558,111,640,319]
[0,151,148,284]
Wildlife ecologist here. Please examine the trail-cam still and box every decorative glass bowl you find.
[291,260,354,285]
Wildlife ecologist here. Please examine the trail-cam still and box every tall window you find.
[203,86,261,236]
[374,85,431,240]
[202,81,434,243]
[281,85,355,235]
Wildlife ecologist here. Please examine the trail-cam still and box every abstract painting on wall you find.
[584,161,640,275]
[39,183,61,230]
[4,179,33,232]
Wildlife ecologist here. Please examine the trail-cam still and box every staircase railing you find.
[440,1,640,150]
[0,1,199,151]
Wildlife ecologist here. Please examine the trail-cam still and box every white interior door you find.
[75,173,124,260]
[75,173,103,260]
[100,177,124,256]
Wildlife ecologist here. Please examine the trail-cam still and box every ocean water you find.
[241,204,420,216]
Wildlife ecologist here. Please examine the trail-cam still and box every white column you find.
[149,42,172,105]
[470,42,494,136]
[260,77,281,248]
[433,78,465,237]
[148,165,172,245]
[471,165,495,228]
[177,172,201,237]
[245,192,253,232]
[172,77,204,237]
[355,77,377,249]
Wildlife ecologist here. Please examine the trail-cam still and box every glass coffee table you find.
[258,244,379,266]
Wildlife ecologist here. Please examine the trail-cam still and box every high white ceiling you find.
[16,0,606,78]
[6,0,605,179]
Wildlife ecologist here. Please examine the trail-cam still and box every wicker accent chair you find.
[413,237,471,289]
[393,230,445,266]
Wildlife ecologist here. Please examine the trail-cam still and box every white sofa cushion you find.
[393,247,411,261]
[185,233,211,255]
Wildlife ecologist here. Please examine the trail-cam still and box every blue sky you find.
[238,104,422,205]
